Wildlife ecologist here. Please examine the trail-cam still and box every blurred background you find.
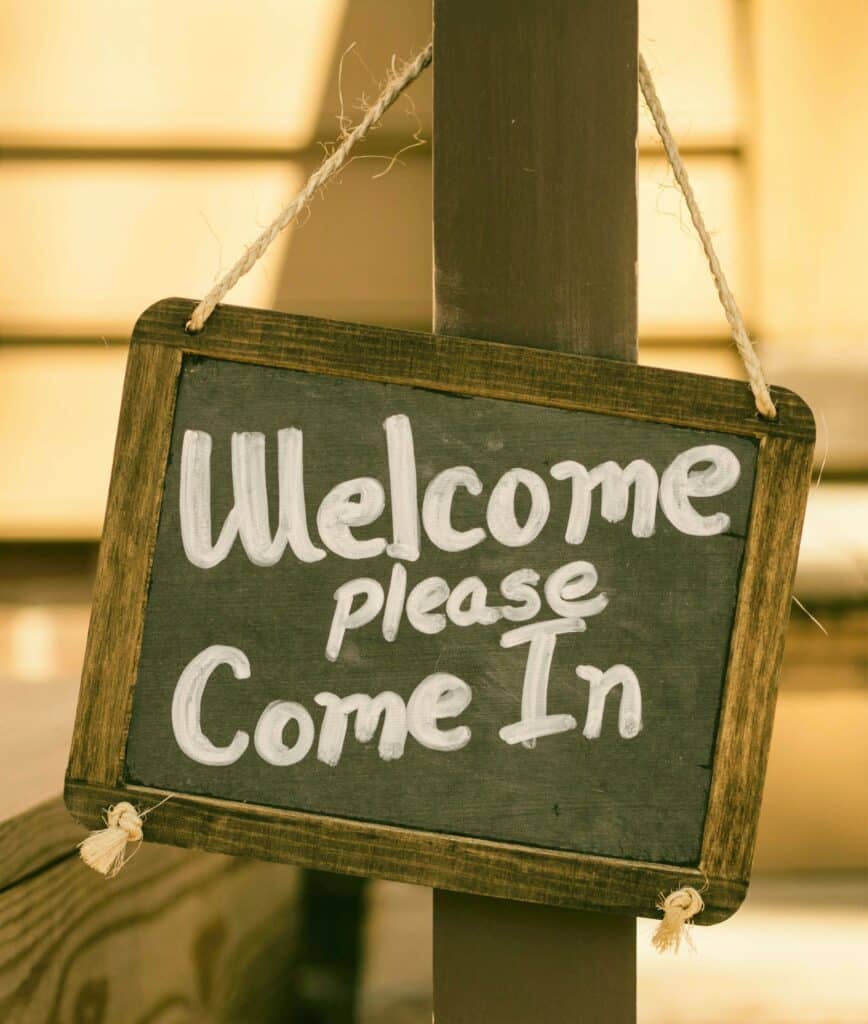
[0,1,865,1021]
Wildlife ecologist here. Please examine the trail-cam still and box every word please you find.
[326,559,607,660]
[171,641,642,768]
[180,416,741,568]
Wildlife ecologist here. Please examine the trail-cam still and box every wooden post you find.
[432,2,638,1021]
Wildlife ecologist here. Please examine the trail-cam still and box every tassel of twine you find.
[78,795,172,877]
[78,802,142,877]
[651,886,705,953]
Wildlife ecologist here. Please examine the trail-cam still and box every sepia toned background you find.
[0,1,865,1021]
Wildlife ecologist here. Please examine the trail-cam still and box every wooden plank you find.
[65,779,742,922]
[431,2,636,1020]
[434,890,636,1023]
[129,300,812,441]
[0,843,301,1022]
[0,799,82,893]
[432,1,637,360]
[702,433,814,880]
[66,342,182,787]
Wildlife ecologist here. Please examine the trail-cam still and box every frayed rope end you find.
[651,886,704,954]
[78,801,144,878]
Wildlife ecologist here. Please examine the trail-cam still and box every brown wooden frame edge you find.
[65,780,745,923]
[130,299,813,439]
[64,297,814,924]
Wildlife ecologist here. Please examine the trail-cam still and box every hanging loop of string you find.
[185,43,432,334]
[637,55,776,418]
[185,42,775,419]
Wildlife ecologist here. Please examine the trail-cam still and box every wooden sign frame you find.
[65,297,814,922]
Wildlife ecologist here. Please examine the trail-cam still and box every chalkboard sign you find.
[66,298,814,922]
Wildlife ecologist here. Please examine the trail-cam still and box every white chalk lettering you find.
[422,466,487,552]
[384,414,420,561]
[446,575,502,627]
[382,562,407,642]
[317,477,387,560]
[405,576,450,635]
[315,691,408,765]
[171,644,250,766]
[406,672,472,752]
[487,468,551,547]
[576,664,643,739]
[314,692,368,766]
[277,428,327,562]
[180,430,239,569]
[550,459,659,544]
[353,691,408,760]
[499,568,542,623]
[180,423,743,570]
[231,432,286,566]
[659,444,741,536]
[498,619,584,748]
[326,578,385,661]
[254,699,315,765]
[544,560,609,620]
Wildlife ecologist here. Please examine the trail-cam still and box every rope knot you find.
[78,801,144,878]
[107,802,144,842]
[651,885,705,953]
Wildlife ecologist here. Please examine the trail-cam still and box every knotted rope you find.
[79,796,172,877]
[652,885,706,953]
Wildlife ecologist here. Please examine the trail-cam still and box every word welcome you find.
[180,415,741,569]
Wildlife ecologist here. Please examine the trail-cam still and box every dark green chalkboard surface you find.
[127,355,755,866]
[66,299,814,920]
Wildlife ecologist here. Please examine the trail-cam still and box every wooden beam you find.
[434,891,636,1022]
[432,0,637,359]
[432,1,638,1020]
[0,842,303,1020]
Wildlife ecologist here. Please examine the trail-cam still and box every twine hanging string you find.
[638,54,776,418]
[185,42,775,419]
[185,43,433,334]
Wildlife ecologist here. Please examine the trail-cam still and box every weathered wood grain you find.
[702,433,815,880]
[131,298,814,441]
[0,799,83,893]
[65,779,743,924]
[66,342,182,787]
[432,0,638,360]
[0,842,301,1023]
